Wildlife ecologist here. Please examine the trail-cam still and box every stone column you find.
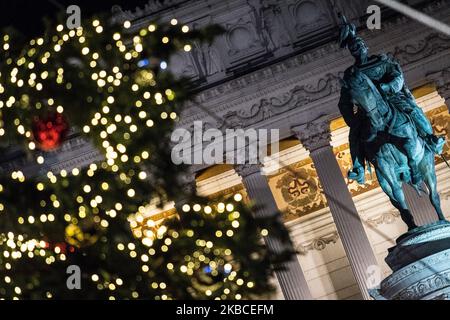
[292,118,379,300]
[413,69,450,224]
[235,164,313,300]
[428,68,450,112]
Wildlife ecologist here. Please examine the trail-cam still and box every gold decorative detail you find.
[203,184,248,202]
[427,105,450,159]
[196,164,234,182]
[330,117,347,131]
[412,84,437,99]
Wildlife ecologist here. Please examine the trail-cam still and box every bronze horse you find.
[344,69,446,230]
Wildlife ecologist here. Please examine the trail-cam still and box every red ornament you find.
[32,113,69,151]
[41,240,76,255]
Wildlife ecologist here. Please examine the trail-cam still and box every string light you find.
[0,13,268,301]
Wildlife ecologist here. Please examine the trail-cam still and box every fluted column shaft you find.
[410,71,450,223]
[236,164,313,300]
[292,119,379,300]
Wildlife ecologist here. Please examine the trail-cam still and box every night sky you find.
[0,0,152,36]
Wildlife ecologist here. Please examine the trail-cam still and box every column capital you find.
[291,117,332,152]
[234,163,261,178]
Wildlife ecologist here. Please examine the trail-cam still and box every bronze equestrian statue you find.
[337,16,447,230]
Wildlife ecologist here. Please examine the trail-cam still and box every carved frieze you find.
[382,249,450,289]
[250,0,293,52]
[224,16,266,61]
[366,210,401,228]
[169,51,198,80]
[392,33,450,65]
[396,270,450,300]
[288,0,334,43]
[216,73,342,130]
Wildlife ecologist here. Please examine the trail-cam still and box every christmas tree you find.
[0,11,290,299]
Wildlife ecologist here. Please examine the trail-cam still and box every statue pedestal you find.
[370,221,450,300]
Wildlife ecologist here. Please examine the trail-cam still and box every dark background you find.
[0,0,153,36]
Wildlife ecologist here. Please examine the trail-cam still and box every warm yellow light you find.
[204,206,212,214]
[138,172,147,180]
[127,189,135,197]
[233,193,243,202]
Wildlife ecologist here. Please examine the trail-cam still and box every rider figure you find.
[338,17,445,185]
